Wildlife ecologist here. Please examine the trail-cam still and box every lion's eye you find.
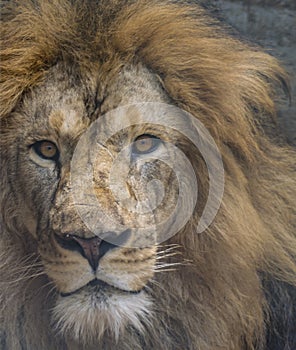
[132,134,161,155]
[32,140,59,161]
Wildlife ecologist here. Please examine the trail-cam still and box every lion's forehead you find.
[26,63,169,147]
[48,109,89,138]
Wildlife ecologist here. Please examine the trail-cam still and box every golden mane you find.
[1,1,295,349]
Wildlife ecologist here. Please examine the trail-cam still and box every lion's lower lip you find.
[60,278,142,297]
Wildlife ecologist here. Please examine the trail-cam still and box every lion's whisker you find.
[154,262,182,269]
[2,271,46,284]
[155,252,181,260]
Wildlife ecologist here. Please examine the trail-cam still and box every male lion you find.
[0,1,295,349]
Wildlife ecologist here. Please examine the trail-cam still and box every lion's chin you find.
[60,278,142,298]
[52,282,152,344]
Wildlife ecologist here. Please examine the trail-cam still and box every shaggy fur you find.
[1,1,296,349]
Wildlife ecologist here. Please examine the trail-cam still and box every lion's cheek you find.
[42,255,93,293]
[97,249,156,292]
[98,265,155,292]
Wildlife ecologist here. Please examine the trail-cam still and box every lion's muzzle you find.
[54,229,131,271]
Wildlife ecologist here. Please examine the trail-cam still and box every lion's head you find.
[1,1,295,349]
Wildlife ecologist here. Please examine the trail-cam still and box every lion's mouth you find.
[60,278,142,297]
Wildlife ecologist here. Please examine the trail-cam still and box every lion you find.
[0,1,295,349]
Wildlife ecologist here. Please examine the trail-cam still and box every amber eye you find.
[132,134,161,155]
[32,140,59,161]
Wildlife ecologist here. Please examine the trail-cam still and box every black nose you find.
[54,230,131,271]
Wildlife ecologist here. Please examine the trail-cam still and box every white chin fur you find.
[52,288,152,344]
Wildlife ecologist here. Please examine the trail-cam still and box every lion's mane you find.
[1,1,295,349]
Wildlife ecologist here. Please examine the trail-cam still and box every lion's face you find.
[6,61,197,340]
[2,1,296,349]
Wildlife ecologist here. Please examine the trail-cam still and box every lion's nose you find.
[54,231,130,271]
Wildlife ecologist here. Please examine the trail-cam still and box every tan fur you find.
[1,1,295,349]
